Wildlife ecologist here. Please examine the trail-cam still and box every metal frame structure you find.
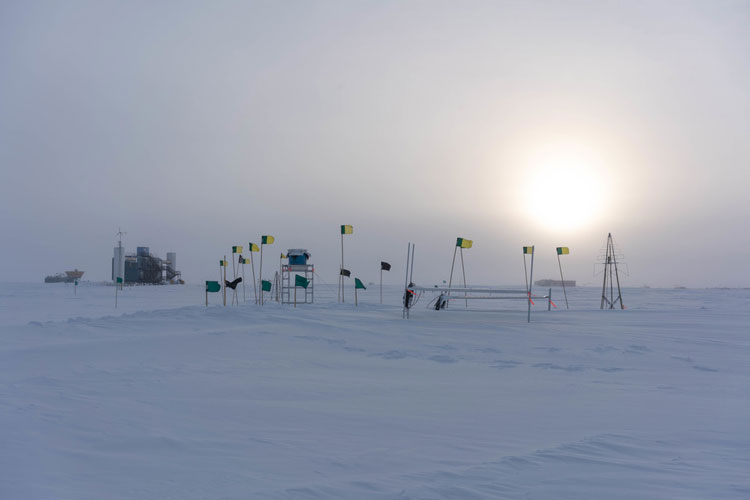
[281,264,314,304]
[600,232,625,309]
[402,242,552,322]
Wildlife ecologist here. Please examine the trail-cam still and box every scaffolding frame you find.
[281,264,314,304]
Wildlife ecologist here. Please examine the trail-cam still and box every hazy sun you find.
[519,143,606,232]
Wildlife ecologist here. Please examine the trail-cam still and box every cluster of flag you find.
[521,245,571,310]
[339,224,393,306]
[207,234,323,307]
[205,236,279,306]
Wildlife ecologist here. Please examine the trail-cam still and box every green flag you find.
[261,280,272,292]
[355,278,366,290]
[205,281,221,293]
[116,277,123,284]
[295,274,309,289]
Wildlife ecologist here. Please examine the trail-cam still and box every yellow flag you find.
[341,225,353,235]
[456,237,473,248]
[232,245,243,254]
[248,243,260,252]
[262,235,274,245]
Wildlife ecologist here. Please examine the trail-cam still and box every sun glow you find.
[518,143,607,232]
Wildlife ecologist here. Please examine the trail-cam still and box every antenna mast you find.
[115,228,127,289]
[600,232,624,309]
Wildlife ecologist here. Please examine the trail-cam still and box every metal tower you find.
[600,233,624,309]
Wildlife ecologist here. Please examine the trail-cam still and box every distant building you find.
[534,279,576,287]
[111,246,181,284]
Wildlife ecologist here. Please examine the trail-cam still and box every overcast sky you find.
[1,1,748,288]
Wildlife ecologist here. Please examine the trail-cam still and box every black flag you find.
[381,261,391,271]
[340,268,351,277]
[225,277,242,289]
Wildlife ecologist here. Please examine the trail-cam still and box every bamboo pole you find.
[402,243,411,319]
[341,233,345,303]
[250,252,257,304]
[523,253,529,294]
[460,247,468,308]
[259,244,264,305]
[447,245,457,308]
[527,246,535,323]
[557,253,569,309]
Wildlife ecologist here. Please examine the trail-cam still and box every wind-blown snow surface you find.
[1,283,749,499]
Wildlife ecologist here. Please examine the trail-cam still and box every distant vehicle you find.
[45,269,84,283]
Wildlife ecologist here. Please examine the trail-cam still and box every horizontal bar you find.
[446,296,549,300]
[412,286,528,294]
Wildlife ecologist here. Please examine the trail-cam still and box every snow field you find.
[0,283,748,499]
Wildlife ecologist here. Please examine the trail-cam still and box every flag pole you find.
[557,253,569,309]
[355,283,358,306]
[223,256,227,307]
[115,280,118,308]
[380,268,383,305]
[219,263,224,307]
[527,246,535,323]
[523,252,529,294]
[447,245,457,308]
[206,285,208,307]
[402,243,411,319]
[242,259,246,303]
[460,247,468,308]
[250,251,257,304]
[340,232,345,303]
[294,284,297,308]
[232,252,237,306]
[259,244,264,305]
